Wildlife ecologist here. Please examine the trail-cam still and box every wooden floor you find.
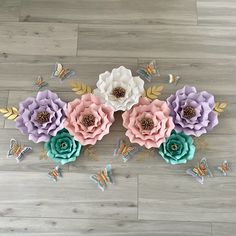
[0,0,236,235]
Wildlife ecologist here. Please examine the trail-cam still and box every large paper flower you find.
[122,97,175,149]
[158,130,195,165]
[45,129,81,165]
[64,93,114,145]
[167,86,218,136]
[93,66,144,111]
[16,90,66,143]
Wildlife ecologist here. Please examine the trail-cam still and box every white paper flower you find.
[93,66,144,111]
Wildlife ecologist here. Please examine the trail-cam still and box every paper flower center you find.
[60,142,67,149]
[112,87,126,98]
[171,143,178,151]
[36,111,50,124]
[183,106,196,119]
[140,118,154,130]
[81,114,95,127]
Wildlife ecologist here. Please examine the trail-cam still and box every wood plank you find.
[0,171,137,219]
[77,24,236,59]
[197,0,236,25]
[0,0,20,22]
[212,222,236,236]
[0,218,212,236]
[0,55,137,91]
[20,0,197,25]
[0,91,8,128]
[0,22,78,56]
[139,174,236,222]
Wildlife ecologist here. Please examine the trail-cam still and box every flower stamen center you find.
[81,114,95,127]
[60,142,67,148]
[140,118,154,130]
[183,106,196,119]
[36,111,50,124]
[112,87,126,98]
[171,143,178,151]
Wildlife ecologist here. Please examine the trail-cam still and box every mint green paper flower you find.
[158,131,195,165]
[44,129,81,165]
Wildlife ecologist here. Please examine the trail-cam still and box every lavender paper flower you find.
[167,86,218,137]
[16,90,67,143]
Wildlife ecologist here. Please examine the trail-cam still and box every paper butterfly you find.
[186,158,213,184]
[51,63,75,81]
[137,60,160,82]
[114,139,141,162]
[90,164,113,191]
[7,138,32,163]
[168,74,180,85]
[217,160,230,176]
[48,166,63,182]
[34,75,48,91]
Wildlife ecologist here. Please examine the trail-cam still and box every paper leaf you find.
[214,102,227,115]
[143,85,164,100]
[70,81,92,95]
[0,107,19,121]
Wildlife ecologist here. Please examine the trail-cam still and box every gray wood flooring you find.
[0,0,235,235]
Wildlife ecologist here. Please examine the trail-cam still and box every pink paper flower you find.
[64,93,114,145]
[122,97,175,149]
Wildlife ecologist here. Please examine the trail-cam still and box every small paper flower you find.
[122,97,175,149]
[16,90,66,143]
[167,86,218,136]
[64,93,114,145]
[45,129,81,165]
[93,66,144,111]
[158,131,195,165]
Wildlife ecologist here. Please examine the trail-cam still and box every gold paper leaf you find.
[143,85,164,100]
[193,137,208,151]
[39,150,48,160]
[70,81,92,95]
[83,145,99,161]
[214,102,227,115]
[0,107,19,121]
[135,148,156,162]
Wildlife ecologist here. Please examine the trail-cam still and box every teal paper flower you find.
[44,129,81,165]
[158,131,195,165]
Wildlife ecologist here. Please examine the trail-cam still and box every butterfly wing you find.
[123,145,141,162]
[16,146,32,163]
[113,139,123,156]
[90,174,106,191]
[200,158,213,177]
[149,60,160,77]
[137,68,152,82]
[137,60,160,82]
[51,63,63,78]
[60,69,75,81]
[186,168,204,184]
[105,164,113,183]
[7,138,18,158]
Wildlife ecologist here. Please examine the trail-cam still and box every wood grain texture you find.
[20,0,197,25]
[0,171,137,220]
[78,24,236,59]
[0,55,137,91]
[0,22,78,56]
[212,222,236,236]
[197,0,236,25]
[0,0,20,22]
[0,91,8,128]
[0,1,236,235]
[139,175,236,222]
[0,217,212,236]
